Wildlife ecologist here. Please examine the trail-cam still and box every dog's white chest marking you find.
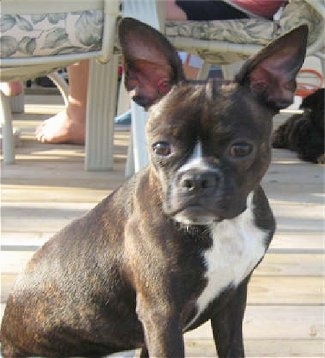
[187,194,268,327]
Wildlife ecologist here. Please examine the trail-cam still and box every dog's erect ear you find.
[236,25,308,111]
[118,17,184,109]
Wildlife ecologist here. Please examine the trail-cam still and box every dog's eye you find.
[152,141,171,156]
[229,142,253,158]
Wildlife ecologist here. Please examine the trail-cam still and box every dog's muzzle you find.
[163,167,248,225]
[164,168,225,225]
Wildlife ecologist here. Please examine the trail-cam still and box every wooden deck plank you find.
[2,271,323,306]
[134,337,325,358]
[2,230,324,253]
[269,232,324,253]
[184,306,324,340]
[255,253,324,276]
[2,250,323,277]
[184,339,324,357]
[248,276,323,305]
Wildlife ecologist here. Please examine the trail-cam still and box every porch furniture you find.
[1,0,120,170]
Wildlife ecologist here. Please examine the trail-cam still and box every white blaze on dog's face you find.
[178,142,206,172]
[119,18,308,224]
[172,141,221,225]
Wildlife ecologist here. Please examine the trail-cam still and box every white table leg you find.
[1,91,15,164]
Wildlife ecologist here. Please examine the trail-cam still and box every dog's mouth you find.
[163,174,249,225]
[170,205,223,225]
[165,195,248,226]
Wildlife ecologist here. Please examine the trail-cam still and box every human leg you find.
[0,81,23,97]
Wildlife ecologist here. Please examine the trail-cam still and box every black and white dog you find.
[1,19,308,357]
[272,88,324,164]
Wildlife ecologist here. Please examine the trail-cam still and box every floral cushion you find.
[0,10,104,58]
[165,19,275,46]
[164,0,323,64]
[276,0,321,44]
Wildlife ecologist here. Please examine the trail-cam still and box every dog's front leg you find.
[210,278,249,358]
[136,292,184,358]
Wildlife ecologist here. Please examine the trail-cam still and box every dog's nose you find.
[179,170,220,192]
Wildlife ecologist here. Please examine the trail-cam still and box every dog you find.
[1,19,308,357]
[272,88,324,164]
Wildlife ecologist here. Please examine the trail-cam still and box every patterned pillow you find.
[165,19,275,46]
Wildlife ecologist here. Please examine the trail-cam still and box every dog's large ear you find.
[236,25,308,111]
[118,17,184,109]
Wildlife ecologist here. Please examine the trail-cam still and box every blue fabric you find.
[115,110,131,125]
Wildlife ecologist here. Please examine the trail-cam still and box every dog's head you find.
[119,18,307,225]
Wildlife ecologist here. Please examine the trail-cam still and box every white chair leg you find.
[10,92,24,113]
[197,62,211,80]
[124,101,149,177]
[221,61,244,80]
[116,76,130,116]
[125,134,135,178]
[85,55,119,171]
[47,72,69,106]
[1,91,15,164]
[130,101,149,173]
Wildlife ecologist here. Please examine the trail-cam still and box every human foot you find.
[35,111,85,145]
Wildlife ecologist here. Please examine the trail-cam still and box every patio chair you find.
[122,0,325,175]
[165,0,325,73]
[1,0,120,170]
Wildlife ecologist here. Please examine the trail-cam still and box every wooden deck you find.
[1,94,324,357]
